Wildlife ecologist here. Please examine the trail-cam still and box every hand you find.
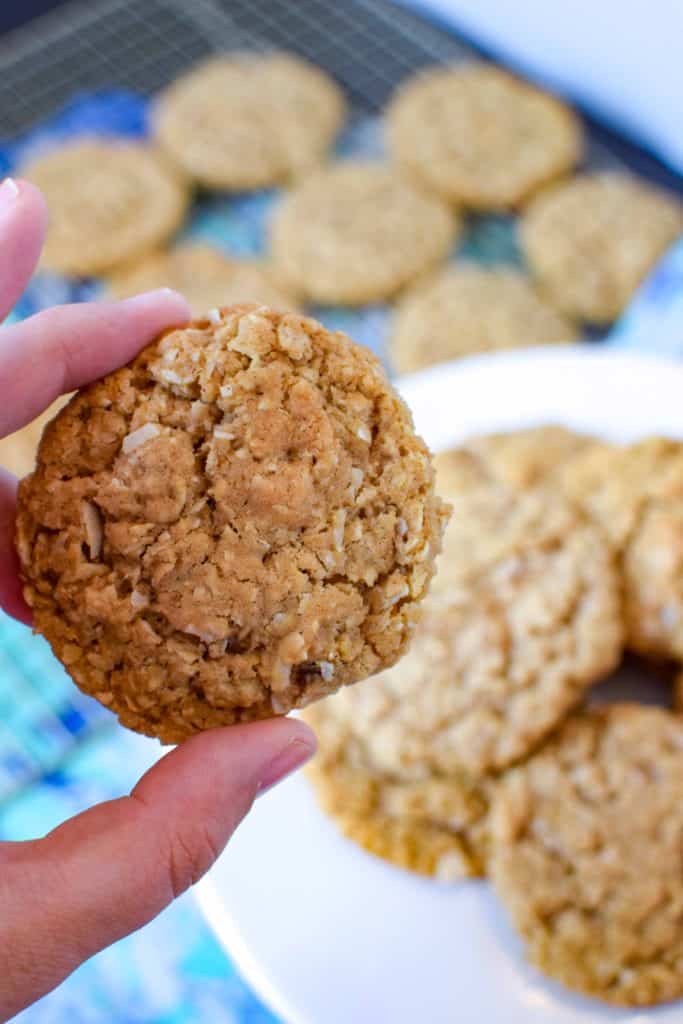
[0,178,316,1021]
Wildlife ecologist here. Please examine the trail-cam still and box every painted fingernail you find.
[0,177,19,206]
[257,736,316,796]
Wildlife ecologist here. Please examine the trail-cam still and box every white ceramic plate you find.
[196,347,683,1024]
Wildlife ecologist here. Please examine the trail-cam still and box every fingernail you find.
[0,177,19,206]
[257,736,316,796]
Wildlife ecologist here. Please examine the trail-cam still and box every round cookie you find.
[390,266,577,373]
[270,162,456,305]
[109,243,299,317]
[23,139,188,276]
[386,63,582,211]
[154,53,346,190]
[419,488,623,771]
[16,305,449,743]
[521,172,683,323]
[440,421,602,489]
[305,694,490,880]
[561,437,683,659]
[305,484,622,878]
[491,704,683,1007]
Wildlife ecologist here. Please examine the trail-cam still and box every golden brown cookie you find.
[154,53,346,190]
[390,266,578,373]
[109,243,299,317]
[0,399,69,479]
[438,421,598,489]
[305,482,621,878]
[23,139,188,276]
[305,700,489,880]
[270,162,456,305]
[491,704,683,1007]
[561,437,683,659]
[386,63,582,211]
[16,305,448,743]
[521,172,683,323]
[430,488,623,768]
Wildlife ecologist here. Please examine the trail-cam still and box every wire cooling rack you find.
[0,0,680,807]
[0,0,680,190]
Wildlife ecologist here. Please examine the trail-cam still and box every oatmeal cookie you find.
[270,162,456,305]
[109,243,299,317]
[23,139,188,276]
[16,305,448,743]
[464,426,598,492]
[154,53,345,190]
[491,704,683,1006]
[386,63,581,210]
[521,172,683,323]
[561,437,683,659]
[305,485,621,877]
[390,266,577,373]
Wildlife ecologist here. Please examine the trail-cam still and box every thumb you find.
[0,717,315,1020]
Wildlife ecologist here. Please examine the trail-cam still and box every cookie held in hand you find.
[16,306,448,743]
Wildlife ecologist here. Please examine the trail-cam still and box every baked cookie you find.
[304,594,501,879]
[561,437,683,659]
[429,487,623,768]
[491,704,683,1006]
[16,305,448,743]
[109,243,299,317]
[270,162,456,305]
[390,266,577,373]
[305,483,622,878]
[521,172,683,323]
[0,398,69,479]
[154,53,346,190]
[438,421,598,489]
[23,139,188,276]
[386,63,582,211]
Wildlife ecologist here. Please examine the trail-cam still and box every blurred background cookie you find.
[0,398,70,479]
[386,62,582,211]
[521,172,683,323]
[109,243,300,316]
[270,162,456,305]
[23,139,188,276]
[154,53,346,190]
[305,470,623,881]
[390,265,577,373]
[491,704,683,1006]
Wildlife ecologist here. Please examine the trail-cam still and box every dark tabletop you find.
[0,0,69,34]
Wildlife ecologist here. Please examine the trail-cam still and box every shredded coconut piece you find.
[122,422,161,454]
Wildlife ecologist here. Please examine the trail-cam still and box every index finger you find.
[0,289,190,438]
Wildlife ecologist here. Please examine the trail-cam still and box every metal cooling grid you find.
[0,0,679,189]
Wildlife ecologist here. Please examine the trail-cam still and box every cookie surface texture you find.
[109,243,299,317]
[154,53,346,189]
[23,139,188,276]
[16,305,448,742]
[521,172,683,323]
[561,437,683,659]
[270,162,456,305]
[491,704,683,1006]
[390,266,577,373]
[386,63,582,210]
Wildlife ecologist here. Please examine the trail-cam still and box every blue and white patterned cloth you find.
[0,86,682,1024]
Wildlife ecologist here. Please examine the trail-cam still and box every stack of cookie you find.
[305,425,683,1008]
